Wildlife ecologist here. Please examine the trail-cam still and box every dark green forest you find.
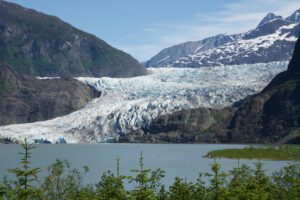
[1,140,300,200]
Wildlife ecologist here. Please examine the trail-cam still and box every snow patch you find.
[172,23,298,67]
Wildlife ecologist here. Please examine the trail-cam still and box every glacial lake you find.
[0,144,295,186]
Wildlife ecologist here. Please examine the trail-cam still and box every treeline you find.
[0,140,300,200]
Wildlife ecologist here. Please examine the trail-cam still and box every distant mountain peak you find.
[257,12,283,28]
[286,8,300,23]
[146,9,300,68]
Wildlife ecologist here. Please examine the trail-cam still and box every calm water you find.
[0,144,294,186]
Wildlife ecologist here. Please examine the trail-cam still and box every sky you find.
[6,0,300,61]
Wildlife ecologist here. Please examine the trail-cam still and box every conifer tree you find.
[8,139,40,200]
[209,159,228,200]
[95,156,127,200]
[129,151,164,200]
[0,183,6,199]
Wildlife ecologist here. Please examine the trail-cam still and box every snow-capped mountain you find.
[0,62,287,143]
[286,9,300,23]
[145,9,300,68]
[257,13,283,28]
[145,34,242,67]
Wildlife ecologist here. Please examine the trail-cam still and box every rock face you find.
[124,35,300,144]
[0,66,101,126]
[0,0,146,77]
[286,9,300,23]
[119,107,235,143]
[227,34,300,144]
[146,9,300,68]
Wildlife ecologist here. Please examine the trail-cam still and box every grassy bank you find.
[206,145,300,161]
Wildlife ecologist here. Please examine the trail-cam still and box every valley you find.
[0,62,287,143]
[0,1,299,145]
[1,1,300,199]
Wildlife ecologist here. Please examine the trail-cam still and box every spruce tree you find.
[129,151,164,200]
[95,157,127,200]
[8,139,40,200]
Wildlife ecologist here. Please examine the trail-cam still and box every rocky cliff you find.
[0,66,101,126]
[227,33,300,144]
[119,107,235,143]
[0,0,146,77]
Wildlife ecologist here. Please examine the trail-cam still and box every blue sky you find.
[6,0,300,61]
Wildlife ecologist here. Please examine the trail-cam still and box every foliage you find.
[271,164,300,200]
[0,183,6,199]
[206,145,300,161]
[129,151,165,200]
[1,141,300,200]
[6,139,41,199]
[208,161,228,200]
[95,171,127,200]
[95,157,127,200]
[40,159,89,200]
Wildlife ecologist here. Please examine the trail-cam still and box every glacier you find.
[0,62,288,143]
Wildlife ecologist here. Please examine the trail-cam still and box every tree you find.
[208,160,228,200]
[0,183,6,199]
[228,162,253,199]
[169,177,193,200]
[95,156,128,200]
[271,164,300,200]
[129,151,165,200]
[95,171,127,200]
[8,139,41,200]
[41,159,89,200]
[157,185,168,200]
[252,161,271,200]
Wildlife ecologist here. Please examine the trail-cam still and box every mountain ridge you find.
[257,12,283,28]
[146,9,300,68]
[0,0,146,77]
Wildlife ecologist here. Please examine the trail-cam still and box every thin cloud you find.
[143,28,158,32]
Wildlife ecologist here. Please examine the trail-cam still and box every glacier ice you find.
[0,62,288,143]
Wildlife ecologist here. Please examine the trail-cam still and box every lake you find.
[0,144,294,186]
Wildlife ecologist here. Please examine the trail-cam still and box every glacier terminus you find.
[0,62,288,143]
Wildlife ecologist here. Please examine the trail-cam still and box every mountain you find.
[0,0,146,77]
[227,33,300,144]
[286,9,300,23]
[125,35,300,144]
[145,34,241,67]
[0,65,101,126]
[146,9,300,68]
[257,12,283,28]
